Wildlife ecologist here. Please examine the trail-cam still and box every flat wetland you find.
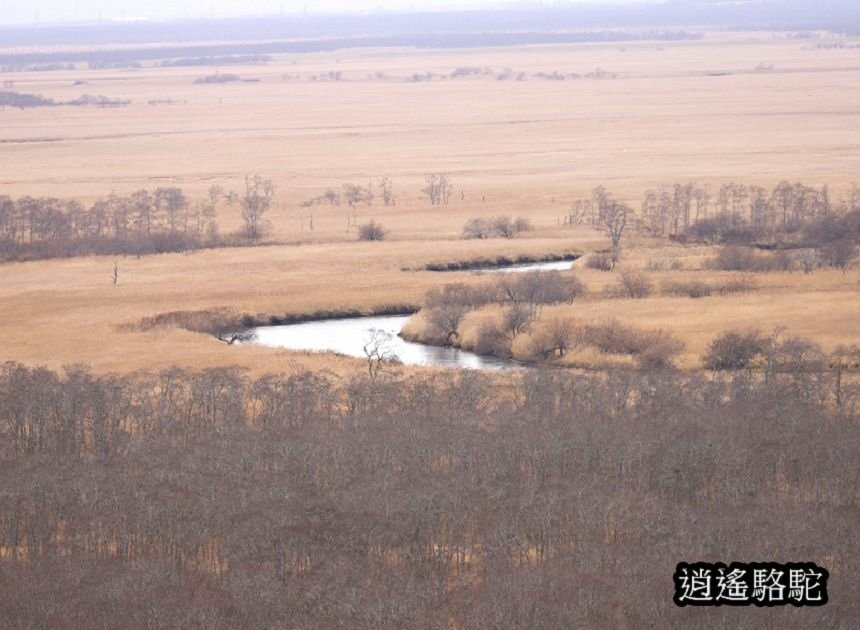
[2,33,859,374]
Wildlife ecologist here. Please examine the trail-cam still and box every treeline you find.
[0,30,702,68]
[0,362,856,628]
[0,178,280,261]
[572,180,860,244]
[0,90,130,109]
[0,187,220,261]
[0,91,56,109]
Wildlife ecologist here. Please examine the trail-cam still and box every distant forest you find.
[1,1,860,67]
[0,31,700,68]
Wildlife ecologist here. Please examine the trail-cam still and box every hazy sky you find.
[0,1,649,26]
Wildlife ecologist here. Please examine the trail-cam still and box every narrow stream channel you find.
[247,259,575,369]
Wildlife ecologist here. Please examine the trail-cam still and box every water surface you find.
[249,259,577,369]
[251,315,511,370]
[472,260,574,274]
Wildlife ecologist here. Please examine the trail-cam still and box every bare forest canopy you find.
[0,362,856,628]
[0,177,283,261]
[2,1,860,66]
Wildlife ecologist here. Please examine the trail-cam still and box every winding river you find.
[248,259,575,369]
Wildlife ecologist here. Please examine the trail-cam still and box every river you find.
[247,259,575,369]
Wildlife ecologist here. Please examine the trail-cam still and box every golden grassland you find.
[405,242,860,370]
[2,34,859,374]
[1,232,857,375]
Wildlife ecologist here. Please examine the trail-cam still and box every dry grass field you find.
[2,33,860,374]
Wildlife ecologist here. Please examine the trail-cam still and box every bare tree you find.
[343,183,374,207]
[529,316,578,359]
[493,215,531,238]
[240,175,274,243]
[503,303,538,338]
[599,201,632,248]
[422,174,453,205]
[155,187,187,234]
[423,282,492,344]
[462,217,494,239]
[378,177,396,206]
[362,329,399,379]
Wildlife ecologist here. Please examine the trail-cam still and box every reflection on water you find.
[471,260,574,274]
[251,315,511,370]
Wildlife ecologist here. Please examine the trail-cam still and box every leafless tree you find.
[493,215,531,238]
[155,187,187,234]
[362,329,399,379]
[503,303,538,338]
[422,173,453,205]
[343,183,374,208]
[378,177,395,206]
[598,201,632,248]
[528,316,578,359]
[240,175,274,243]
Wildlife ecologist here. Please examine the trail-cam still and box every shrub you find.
[662,279,712,298]
[193,73,241,84]
[462,215,532,239]
[646,257,683,272]
[604,270,653,299]
[638,330,685,369]
[820,239,857,270]
[702,329,767,371]
[717,275,758,295]
[497,270,584,305]
[462,217,494,239]
[358,221,387,241]
[771,335,826,375]
[582,319,683,368]
[707,245,779,272]
[527,316,579,359]
[473,320,511,358]
[425,282,495,310]
[493,215,532,238]
[584,250,618,271]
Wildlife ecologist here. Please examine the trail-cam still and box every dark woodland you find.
[0,362,856,628]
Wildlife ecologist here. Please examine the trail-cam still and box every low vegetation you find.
[193,73,241,84]
[462,215,531,239]
[0,90,130,109]
[358,220,387,241]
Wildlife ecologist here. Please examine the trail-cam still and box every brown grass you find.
[2,35,860,374]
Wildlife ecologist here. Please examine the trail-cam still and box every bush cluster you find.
[462,215,531,239]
